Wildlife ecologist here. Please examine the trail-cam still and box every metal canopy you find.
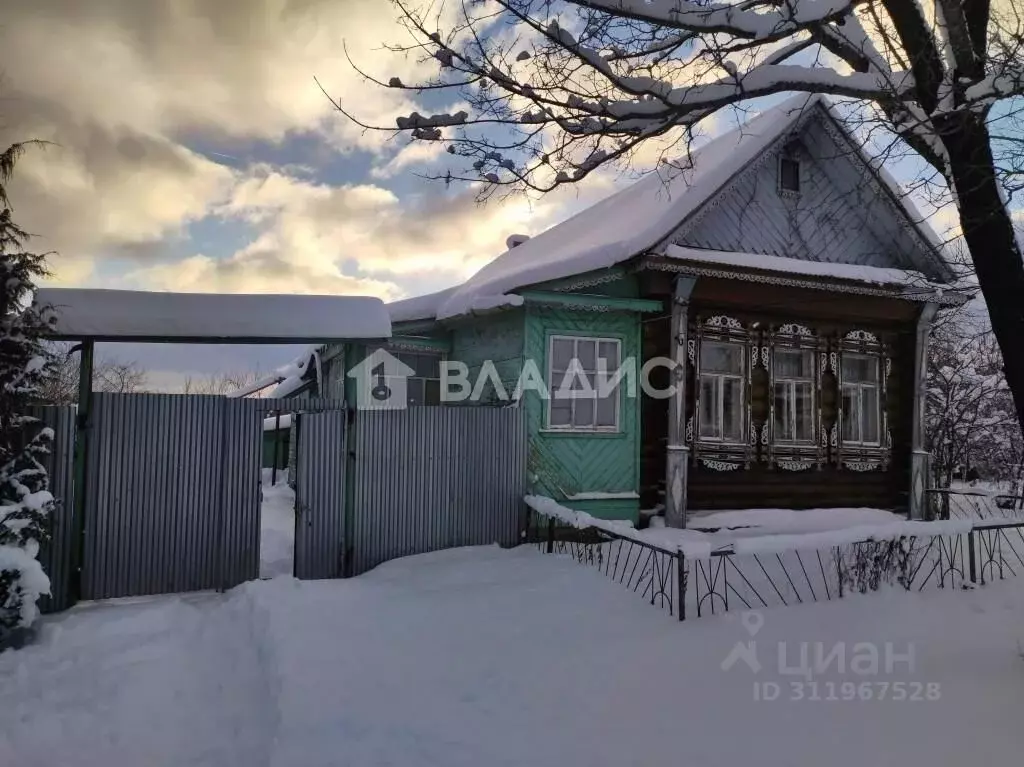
[34,288,392,344]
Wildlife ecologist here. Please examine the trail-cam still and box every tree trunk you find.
[944,116,1024,441]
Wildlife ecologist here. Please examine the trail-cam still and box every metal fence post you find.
[271,410,281,486]
[676,552,687,622]
[968,530,977,585]
[70,341,94,604]
[835,547,844,599]
[215,396,231,592]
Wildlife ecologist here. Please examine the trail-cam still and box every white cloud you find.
[127,166,614,300]
[0,0,677,306]
[370,141,449,179]
[0,0,441,151]
[0,0,463,286]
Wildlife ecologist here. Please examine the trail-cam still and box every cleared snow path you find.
[260,469,295,579]
[3,546,1024,766]
[0,590,279,767]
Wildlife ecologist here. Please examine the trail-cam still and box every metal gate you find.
[293,410,347,579]
[81,394,264,599]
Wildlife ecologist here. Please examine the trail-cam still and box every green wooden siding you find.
[448,310,525,404]
[523,305,642,522]
[262,427,290,470]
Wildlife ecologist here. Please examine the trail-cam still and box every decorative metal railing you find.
[525,494,1024,623]
[928,488,1024,521]
[525,514,686,617]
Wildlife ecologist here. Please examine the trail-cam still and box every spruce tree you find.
[0,142,55,644]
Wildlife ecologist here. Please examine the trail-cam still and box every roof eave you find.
[641,255,963,304]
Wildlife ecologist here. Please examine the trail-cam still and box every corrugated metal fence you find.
[350,406,526,576]
[82,394,262,599]
[293,410,347,579]
[27,405,77,613]
[81,395,347,600]
[27,395,525,608]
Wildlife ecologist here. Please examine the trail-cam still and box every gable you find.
[669,111,943,278]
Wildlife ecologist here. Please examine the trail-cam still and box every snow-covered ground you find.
[3,545,1024,767]
[260,469,295,579]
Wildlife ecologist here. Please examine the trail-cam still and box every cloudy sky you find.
[2,0,621,388]
[2,0,1013,390]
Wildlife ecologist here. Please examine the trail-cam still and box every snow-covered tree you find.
[0,142,56,644]
[341,0,1024,434]
[926,309,1021,488]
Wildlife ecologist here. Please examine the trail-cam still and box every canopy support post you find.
[71,340,94,602]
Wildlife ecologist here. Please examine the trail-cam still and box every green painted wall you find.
[523,305,642,522]
[262,427,290,469]
[448,310,525,404]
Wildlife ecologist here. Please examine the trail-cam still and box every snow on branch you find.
[334,0,1023,198]
[570,0,859,39]
[965,62,1024,106]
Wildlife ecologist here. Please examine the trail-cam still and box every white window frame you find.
[546,334,621,433]
[698,341,746,444]
[773,348,816,445]
[368,347,444,407]
[841,353,881,447]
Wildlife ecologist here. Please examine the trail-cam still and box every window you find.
[547,336,621,431]
[774,349,815,443]
[401,351,442,406]
[841,354,880,445]
[369,349,442,406]
[779,156,801,194]
[698,341,745,442]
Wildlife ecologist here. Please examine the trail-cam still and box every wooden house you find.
[276,94,965,527]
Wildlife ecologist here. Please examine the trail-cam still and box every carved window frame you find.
[689,314,755,470]
[835,329,892,471]
[767,323,824,470]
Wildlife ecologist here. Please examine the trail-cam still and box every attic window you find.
[779,156,801,195]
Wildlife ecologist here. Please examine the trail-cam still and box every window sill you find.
[539,428,624,439]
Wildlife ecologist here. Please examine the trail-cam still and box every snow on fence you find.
[524,495,1024,622]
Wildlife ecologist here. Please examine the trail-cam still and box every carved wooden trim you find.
[691,313,753,467]
[844,460,883,472]
[702,459,742,472]
[636,261,962,305]
[550,272,626,292]
[778,460,815,472]
[767,322,824,469]
[706,315,743,331]
[836,328,891,470]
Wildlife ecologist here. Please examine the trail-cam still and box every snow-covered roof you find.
[36,289,392,342]
[387,286,457,324]
[269,373,312,399]
[265,345,321,399]
[664,245,940,288]
[223,344,320,399]
[263,413,293,432]
[389,93,952,324]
